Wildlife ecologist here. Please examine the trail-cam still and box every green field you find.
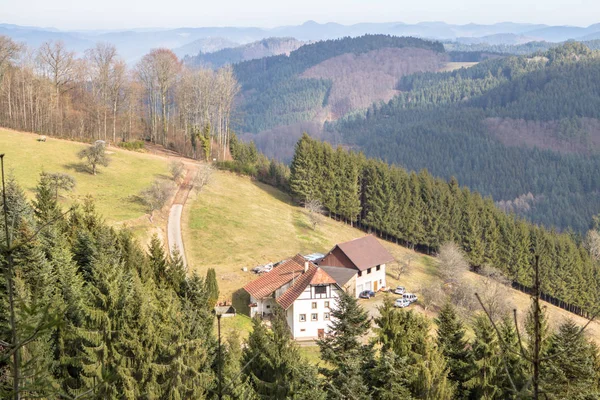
[0,129,169,224]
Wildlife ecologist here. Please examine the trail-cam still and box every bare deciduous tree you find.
[169,160,185,182]
[420,283,447,311]
[584,230,600,261]
[438,242,469,284]
[193,164,214,193]
[394,253,415,280]
[305,198,324,230]
[139,179,176,222]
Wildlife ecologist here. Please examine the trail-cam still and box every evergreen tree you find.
[465,314,502,399]
[541,319,600,398]
[206,268,220,308]
[317,292,371,399]
[375,297,453,399]
[147,234,168,284]
[243,308,324,399]
[436,302,474,399]
[289,133,317,203]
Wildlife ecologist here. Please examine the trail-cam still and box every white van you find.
[403,293,418,303]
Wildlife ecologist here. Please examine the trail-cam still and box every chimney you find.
[304,261,309,273]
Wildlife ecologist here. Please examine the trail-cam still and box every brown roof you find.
[243,255,308,299]
[243,255,338,310]
[333,235,394,271]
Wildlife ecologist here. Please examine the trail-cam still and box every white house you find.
[244,254,342,340]
[318,235,394,297]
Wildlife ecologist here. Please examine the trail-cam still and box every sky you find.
[0,0,598,30]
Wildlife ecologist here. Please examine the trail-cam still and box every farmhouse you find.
[243,254,343,340]
[319,235,394,297]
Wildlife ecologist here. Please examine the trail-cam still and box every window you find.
[266,305,270,309]
[367,268,372,274]
[311,313,318,321]
[379,279,382,284]
[300,328,306,332]
[324,301,330,308]
[315,286,327,295]
[376,265,381,271]
[312,302,317,309]
[299,314,306,322]
[324,312,330,320]
[358,271,362,277]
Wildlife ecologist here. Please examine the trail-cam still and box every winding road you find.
[167,164,196,268]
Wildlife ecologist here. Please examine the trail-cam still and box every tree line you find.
[289,133,600,316]
[330,42,600,232]
[0,36,238,160]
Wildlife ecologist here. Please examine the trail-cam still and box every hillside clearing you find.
[0,129,170,238]
[184,170,600,344]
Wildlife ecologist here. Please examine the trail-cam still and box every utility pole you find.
[1,154,20,400]
[532,255,541,400]
[217,313,223,400]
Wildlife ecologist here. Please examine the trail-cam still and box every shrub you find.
[118,140,145,151]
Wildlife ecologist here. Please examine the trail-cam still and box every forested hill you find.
[233,34,447,135]
[183,37,305,69]
[332,42,600,232]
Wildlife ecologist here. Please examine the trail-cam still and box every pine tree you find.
[317,292,371,399]
[496,315,529,398]
[541,319,600,398]
[147,234,168,284]
[289,133,317,203]
[436,302,473,399]
[375,297,453,399]
[167,248,186,295]
[243,308,324,399]
[465,314,502,399]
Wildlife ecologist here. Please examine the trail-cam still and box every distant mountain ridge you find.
[2,20,600,63]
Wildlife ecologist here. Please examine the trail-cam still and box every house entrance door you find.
[318,329,325,338]
[373,281,378,292]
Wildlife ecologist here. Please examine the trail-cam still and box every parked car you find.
[359,290,376,299]
[393,286,406,295]
[403,293,418,303]
[394,298,410,308]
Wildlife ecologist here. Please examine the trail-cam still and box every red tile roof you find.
[334,235,395,271]
[243,254,338,310]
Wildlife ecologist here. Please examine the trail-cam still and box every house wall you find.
[250,296,277,318]
[320,247,356,270]
[355,264,386,295]
[343,274,357,297]
[290,284,342,339]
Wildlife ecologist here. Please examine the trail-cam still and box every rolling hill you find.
[330,42,600,232]
[233,34,449,157]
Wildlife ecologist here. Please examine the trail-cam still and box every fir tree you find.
[436,302,473,399]
[317,292,371,399]
[465,314,502,399]
[541,319,600,398]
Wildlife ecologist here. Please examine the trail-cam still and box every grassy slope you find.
[0,129,169,227]
[184,170,600,345]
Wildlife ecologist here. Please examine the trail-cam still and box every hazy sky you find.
[1,0,598,30]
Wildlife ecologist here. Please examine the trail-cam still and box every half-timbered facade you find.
[243,254,342,340]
